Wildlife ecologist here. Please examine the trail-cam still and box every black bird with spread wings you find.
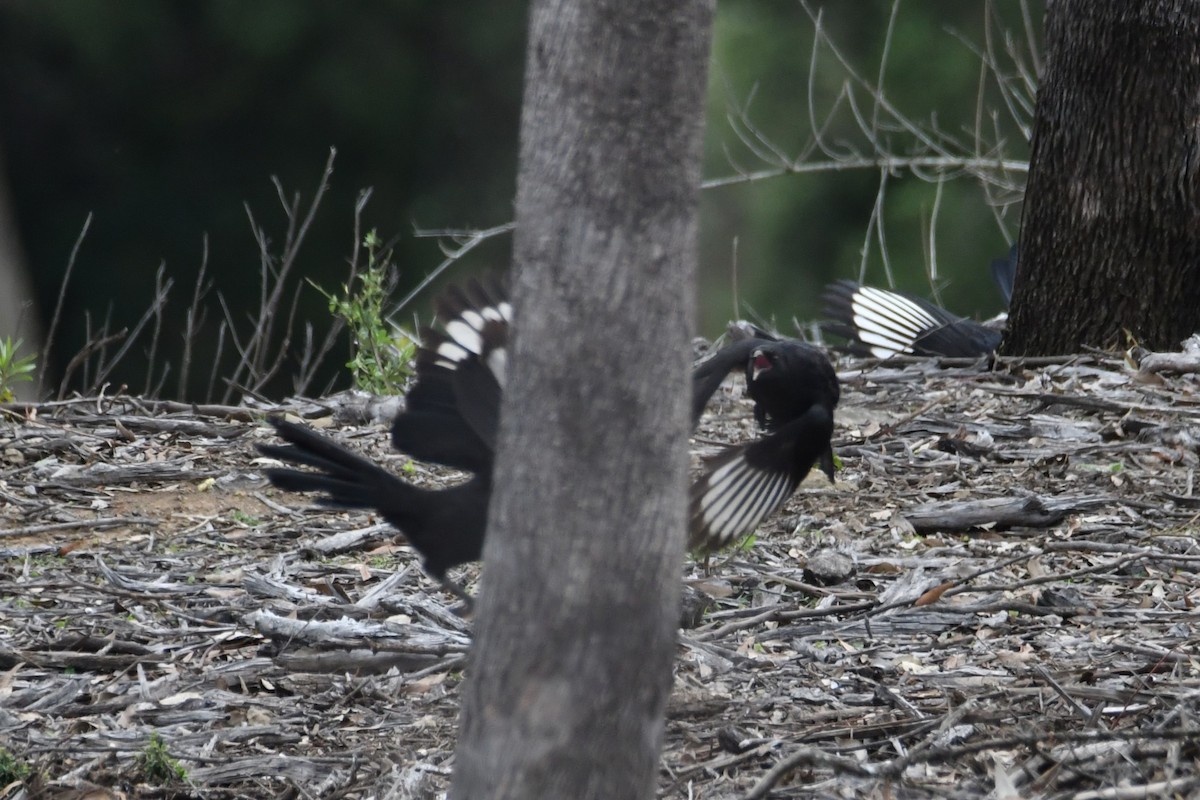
[258,277,508,600]
[821,245,1017,359]
[688,334,838,551]
[259,276,838,594]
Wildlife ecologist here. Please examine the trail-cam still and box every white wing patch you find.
[444,319,484,357]
[849,286,940,359]
[487,348,507,388]
[436,303,509,383]
[693,455,796,548]
[435,341,470,369]
[459,309,485,330]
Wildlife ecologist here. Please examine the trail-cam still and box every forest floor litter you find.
[2,346,1200,799]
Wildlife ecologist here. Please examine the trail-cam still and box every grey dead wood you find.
[0,647,165,672]
[267,648,465,676]
[67,413,246,438]
[1137,334,1200,375]
[449,1,713,797]
[39,460,223,487]
[242,570,344,605]
[0,516,156,538]
[188,755,321,785]
[93,555,208,595]
[300,521,394,555]
[903,494,1115,532]
[247,607,468,645]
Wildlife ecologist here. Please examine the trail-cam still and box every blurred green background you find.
[0,0,1038,400]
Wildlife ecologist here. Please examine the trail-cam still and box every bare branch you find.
[394,221,516,316]
[88,274,174,396]
[179,235,211,399]
[41,213,92,398]
[871,0,903,138]
[58,329,126,400]
[142,262,170,397]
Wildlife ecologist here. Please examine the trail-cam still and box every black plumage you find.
[688,336,839,551]
[260,419,491,598]
[258,275,508,599]
[260,277,839,595]
[821,246,1017,359]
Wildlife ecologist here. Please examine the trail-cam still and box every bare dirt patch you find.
[2,353,1199,798]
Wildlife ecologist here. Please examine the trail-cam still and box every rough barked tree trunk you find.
[449,1,713,799]
[1004,0,1200,356]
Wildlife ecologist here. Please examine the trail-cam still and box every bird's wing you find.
[691,337,770,426]
[689,405,834,552]
[821,280,1000,359]
[392,274,510,471]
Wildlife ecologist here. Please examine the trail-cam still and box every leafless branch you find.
[706,0,1038,250]
[57,328,126,400]
[41,213,92,397]
[178,235,212,400]
[87,273,174,396]
[395,221,517,317]
[142,262,170,397]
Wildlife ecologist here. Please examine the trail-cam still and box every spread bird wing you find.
[258,417,407,507]
[258,416,490,584]
[392,274,510,472]
[691,337,772,426]
[821,280,1000,359]
[689,405,834,552]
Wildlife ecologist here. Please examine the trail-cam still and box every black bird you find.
[821,245,1017,359]
[258,276,508,601]
[688,335,839,551]
[260,277,839,595]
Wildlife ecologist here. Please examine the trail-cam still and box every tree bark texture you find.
[450,1,713,798]
[1004,0,1200,355]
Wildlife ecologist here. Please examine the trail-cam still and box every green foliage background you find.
[0,0,1037,399]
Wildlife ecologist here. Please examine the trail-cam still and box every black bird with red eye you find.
[688,334,839,551]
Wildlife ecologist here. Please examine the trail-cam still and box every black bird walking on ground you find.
[821,245,1017,359]
[260,277,838,595]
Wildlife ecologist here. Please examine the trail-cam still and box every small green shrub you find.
[312,230,417,395]
[0,747,31,784]
[137,733,187,785]
[0,337,36,402]
[230,509,261,527]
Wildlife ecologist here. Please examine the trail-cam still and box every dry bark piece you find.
[903,494,1114,532]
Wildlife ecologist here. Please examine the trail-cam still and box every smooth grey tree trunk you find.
[449,1,713,798]
[1005,0,1200,355]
